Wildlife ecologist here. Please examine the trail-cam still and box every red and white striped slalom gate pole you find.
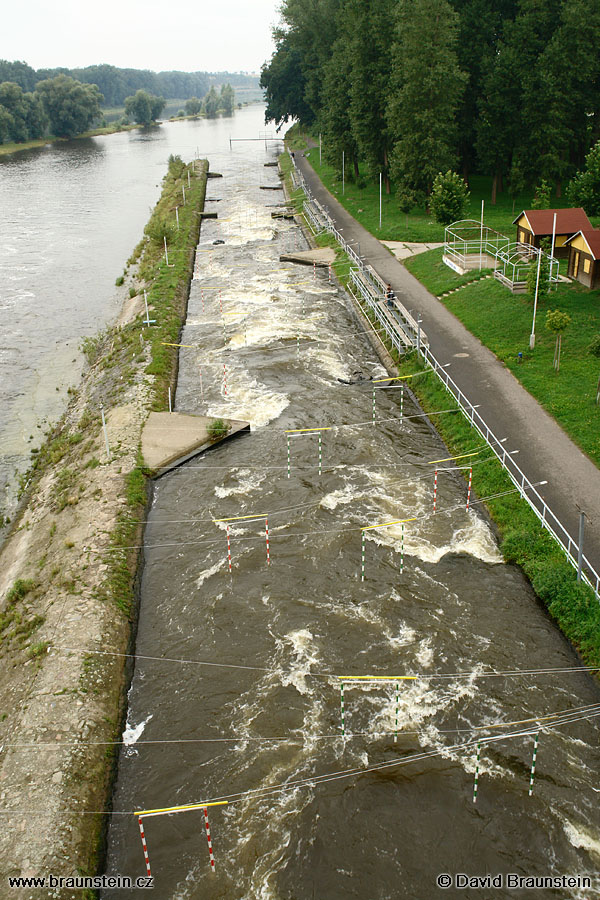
[313,261,316,280]
[433,469,438,514]
[265,517,270,566]
[328,264,332,284]
[203,807,216,873]
[223,364,228,397]
[226,524,232,573]
[219,290,223,314]
[466,467,473,511]
[201,288,205,311]
[138,817,152,878]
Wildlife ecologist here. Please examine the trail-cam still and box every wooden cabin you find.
[512,208,592,258]
[565,230,600,289]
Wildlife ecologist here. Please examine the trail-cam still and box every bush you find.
[145,216,177,245]
[115,275,124,286]
[207,418,230,441]
[429,171,470,226]
[588,334,600,357]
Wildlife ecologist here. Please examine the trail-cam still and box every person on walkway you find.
[385,283,396,308]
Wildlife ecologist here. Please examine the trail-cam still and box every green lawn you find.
[405,248,600,466]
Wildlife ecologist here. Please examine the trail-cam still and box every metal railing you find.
[287,154,599,596]
[417,342,599,597]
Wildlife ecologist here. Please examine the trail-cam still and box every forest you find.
[260,0,600,203]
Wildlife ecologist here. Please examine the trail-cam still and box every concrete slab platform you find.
[382,240,444,260]
[279,248,336,267]
[142,411,250,476]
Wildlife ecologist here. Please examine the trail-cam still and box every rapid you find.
[103,137,600,899]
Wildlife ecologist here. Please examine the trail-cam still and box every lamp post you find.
[529,249,542,349]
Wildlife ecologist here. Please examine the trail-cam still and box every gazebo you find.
[443,220,509,274]
[494,242,559,293]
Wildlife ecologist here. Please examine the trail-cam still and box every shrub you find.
[588,334,600,357]
[429,171,470,226]
[207,418,230,441]
[115,275,124,286]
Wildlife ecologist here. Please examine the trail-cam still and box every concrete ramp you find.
[279,248,336,267]
[142,411,250,476]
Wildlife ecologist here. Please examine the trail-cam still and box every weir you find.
[103,140,600,898]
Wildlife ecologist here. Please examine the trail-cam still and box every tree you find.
[388,0,467,199]
[219,83,235,116]
[545,309,571,372]
[203,85,220,118]
[185,96,202,116]
[531,179,552,209]
[260,38,313,127]
[345,0,395,189]
[429,170,470,225]
[396,184,422,227]
[567,140,600,216]
[35,75,102,138]
[124,90,164,126]
[0,82,47,142]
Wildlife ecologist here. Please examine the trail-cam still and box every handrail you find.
[287,153,598,596]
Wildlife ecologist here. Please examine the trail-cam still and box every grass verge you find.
[405,248,600,468]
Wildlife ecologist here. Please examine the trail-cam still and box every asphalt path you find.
[295,152,600,581]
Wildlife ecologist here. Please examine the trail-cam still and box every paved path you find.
[296,153,600,578]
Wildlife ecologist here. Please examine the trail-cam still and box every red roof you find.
[513,208,592,235]
[565,229,600,260]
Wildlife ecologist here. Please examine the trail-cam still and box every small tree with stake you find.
[545,309,571,373]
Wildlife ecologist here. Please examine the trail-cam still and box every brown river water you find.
[102,135,600,898]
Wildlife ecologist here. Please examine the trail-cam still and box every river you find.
[102,137,600,898]
[0,104,273,521]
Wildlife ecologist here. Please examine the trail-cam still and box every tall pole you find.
[479,200,484,270]
[530,249,542,349]
[577,511,585,582]
[342,151,345,195]
[379,172,382,230]
[550,211,557,288]
[319,133,322,165]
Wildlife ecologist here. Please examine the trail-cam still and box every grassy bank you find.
[0,123,140,157]
[405,248,600,468]
[281,144,600,673]
[0,154,208,892]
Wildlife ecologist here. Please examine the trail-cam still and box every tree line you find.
[0,60,257,108]
[0,70,237,143]
[260,0,600,205]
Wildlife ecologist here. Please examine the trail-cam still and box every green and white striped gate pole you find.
[528,732,540,796]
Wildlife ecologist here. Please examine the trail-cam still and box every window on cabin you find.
[583,258,591,274]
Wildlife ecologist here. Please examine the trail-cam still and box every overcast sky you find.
[4,0,280,73]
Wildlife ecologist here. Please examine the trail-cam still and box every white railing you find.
[287,154,599,596]
[418,342,599,597]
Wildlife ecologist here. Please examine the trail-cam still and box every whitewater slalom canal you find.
[104,142,600,898]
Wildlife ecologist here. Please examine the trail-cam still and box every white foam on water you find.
[214,468,267,498]
[195,558,225,588]
[207,369,289,428]
[367,509,502,565]
[278,628,321,696]
[563,819,600,860]
[122,713,152,746]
